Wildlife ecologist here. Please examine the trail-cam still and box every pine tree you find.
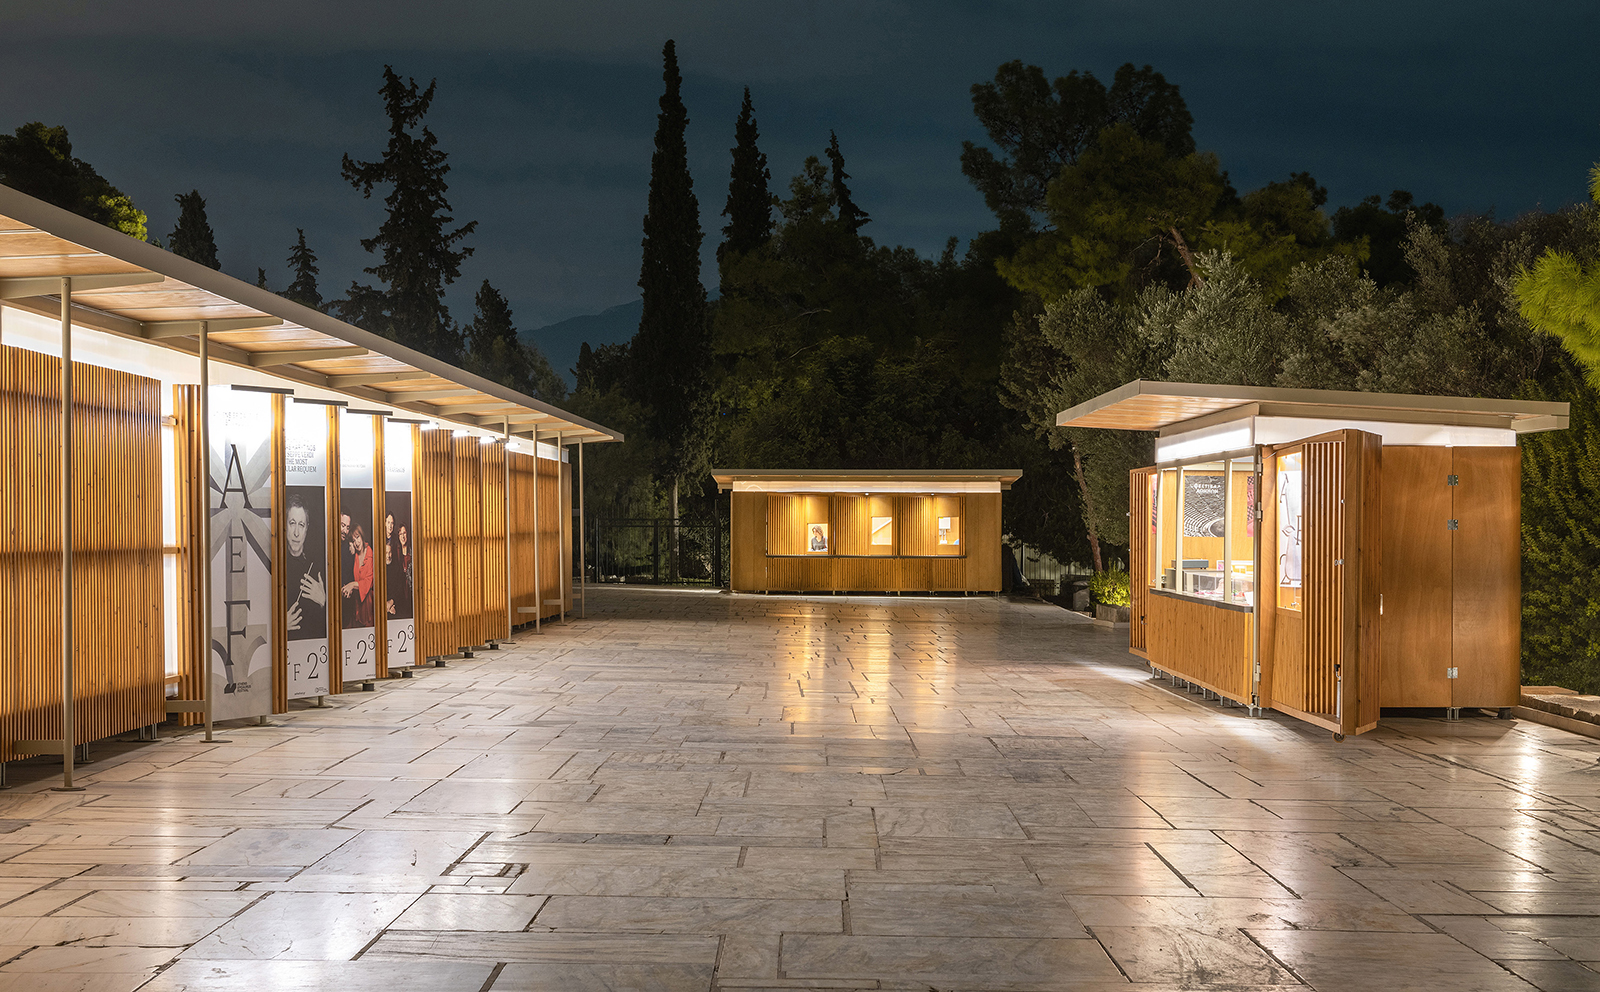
[283,229,323,311]
[825,131,870,235]
[718,87,772,285]
[169,190,221,269]
[257,268,268,289]
[0,122,148,240]
[338,66,477,361]
[634,40,711,519]
[462,280,568,403]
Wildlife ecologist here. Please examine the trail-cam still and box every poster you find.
[209,387,275,720]
[339,411,378,682]
[283,401,330,699]
[870,516,892,546]
[806,522,828,553]
[1183,474,1226,537]
[383,421,416,668]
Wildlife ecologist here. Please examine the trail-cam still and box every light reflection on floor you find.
[0,585,1597,991]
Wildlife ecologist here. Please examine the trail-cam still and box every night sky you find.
[6,1,1597,377]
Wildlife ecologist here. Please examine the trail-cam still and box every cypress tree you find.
[257,268,268,289]
[633,39,711,530]
[718,86,772,285]
[283,229,323,311]
[825,131,870,235]
[169,190,221,269]
[338,66,476,361]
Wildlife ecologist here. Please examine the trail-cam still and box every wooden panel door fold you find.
[1128,467,1156,656]
[1451,447,1521,709]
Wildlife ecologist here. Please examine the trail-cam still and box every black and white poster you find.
[383,421,416,668]
[339,411,378,682]
[284,401,330,699]
[1182,474,1226,538]
[209,387,275,720]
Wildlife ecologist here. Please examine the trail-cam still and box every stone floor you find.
[2,587,1600,992]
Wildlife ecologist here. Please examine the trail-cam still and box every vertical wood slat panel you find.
[481,442,509,639]
[508,451,536,619]
[1,345,164,761]
[373,419,388,680]
[271,395,288,712]
[561,459,573,612]
[171,386,205,725]
[326,408,344,696]
[1129,467,1156,655]
[416,428,457,659]
[538,450,563,616]
[452,436,484,648]
[1303,439,1344,718]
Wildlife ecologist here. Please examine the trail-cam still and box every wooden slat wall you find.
[1146,593,1252,701]
[1352,432,1383,733]
[0,345,164,761]
[559,459,573,612]
[1301,438,1345,718]
[537,452,563,616]
[373,420,387,680]
[965,493,1000,591]
[729,492,766,591]
[171,386,205,725]
[1129,467,1156,655]
[451,437,485,648]
[481,441,509,640]
[416,427,457,659]
[270,395,288,711]
[508,451,537,618]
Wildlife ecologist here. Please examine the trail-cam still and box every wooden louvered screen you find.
[451,436,485,649]
[508,451,536,619]
[481,441,509,640]
[416,427,456,660]
[1128,466,1156,656]
[0,346,165,760]
[1263,429,1381,737]
[170,386,205,725]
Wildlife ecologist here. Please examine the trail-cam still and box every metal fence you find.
[589,516,727,586]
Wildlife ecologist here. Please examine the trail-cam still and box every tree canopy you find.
[169,190,221,269]
[0,122,147,240]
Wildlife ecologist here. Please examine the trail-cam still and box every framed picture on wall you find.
[938,516,960,546]
[807,522,829,553]
[870,516,892,546]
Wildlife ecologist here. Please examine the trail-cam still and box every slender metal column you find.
[56,277,81,792]
[199,321,215,742]
[578,439,586,619]
[503,420,511,637]
[531,431,540,633]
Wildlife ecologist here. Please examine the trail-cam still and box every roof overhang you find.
[1057,380,1568,436]
[712,469,1022,493]
[0,184,621,444]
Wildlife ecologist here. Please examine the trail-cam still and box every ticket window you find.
[835,494,895,556]
[1178,462,1225,599]
[1276,451,1304,611]
[768,494,832,556]
[932,495,962,556]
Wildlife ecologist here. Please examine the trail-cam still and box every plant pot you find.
[1094,604,1131,624]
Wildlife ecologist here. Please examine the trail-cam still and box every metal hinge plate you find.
[1447,519,1459,530]
[1447,475,1459,486]
[1447,667,1459,679]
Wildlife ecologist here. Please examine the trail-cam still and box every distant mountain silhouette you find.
[522,297,641,387]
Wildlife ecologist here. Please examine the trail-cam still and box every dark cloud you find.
[4,2,1596,379]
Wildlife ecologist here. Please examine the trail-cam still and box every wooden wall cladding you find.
[416,427,457,659]
[0,345,164,761]
[1128,468,1156,656]
[1146,592,1251,702]
[451,437,485,649]
[171,386,205,725]
[965,493,1001,591]
[508,451,537,618]
[1450,447,1521,709]
[1299,439,1345,719]
[1380,447,1453,707]
[481,442,509,640]
[729,492,766,592]
[537,454,565,617]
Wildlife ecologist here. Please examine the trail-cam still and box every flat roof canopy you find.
[1057,380,1568,436]
[713,469,1022,493]
[0,184,620,443]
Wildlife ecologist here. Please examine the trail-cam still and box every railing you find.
[589,516,727,587]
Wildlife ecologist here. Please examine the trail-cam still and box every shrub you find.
[1090,568,1131,607]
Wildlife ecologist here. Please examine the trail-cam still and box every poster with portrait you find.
[338,411,378,682]
[209,387,275,720]
[283,401,330,699]
[806,522,828,553]
[383,421,416,668]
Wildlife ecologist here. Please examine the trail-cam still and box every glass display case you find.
[1276,450,1303,611]
[1148,453,1258,610]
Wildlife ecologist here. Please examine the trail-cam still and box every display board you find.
[384,421,417,668]
[209,387,276,720]
[338,411,378,682]
[283,401,331,699]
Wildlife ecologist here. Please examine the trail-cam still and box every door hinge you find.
[1447,667,1459,679]
[1333,558,1344,565]
[1447,474,1459,486]
[1447,519,1459,530]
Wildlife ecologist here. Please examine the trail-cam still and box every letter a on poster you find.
[210,387,276,720]
[284,401,331,698]
[338,411,378,682]
[383,421,417,670]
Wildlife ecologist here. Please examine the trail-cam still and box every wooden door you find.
[1451,447,1521,709]
[1379,447,1453,707]
[1263,430,1382,738]
[1129,467,1156,657]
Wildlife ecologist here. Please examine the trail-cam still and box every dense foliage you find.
[0,122,147,240]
